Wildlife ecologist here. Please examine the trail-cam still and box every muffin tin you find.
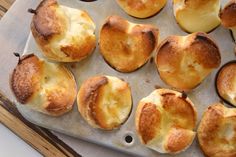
[16,0,235,156]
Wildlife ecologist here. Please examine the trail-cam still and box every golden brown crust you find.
[192,33,221,68]
[116,0,167,18]
[162,93,196,129]
[156,32,221,91]
[198,103,236,157]
[31,0,96,62]
[11,54,77,116]
[135,89,197,154]
[165,127,194,153]
[216,61,236,106]
[11,54,41,104]
[78,76,108,128]
[77,75,132,130]
[138,102,161,144]
[220,0,236,28]
[99,15,159,72]
[32,0,64,39]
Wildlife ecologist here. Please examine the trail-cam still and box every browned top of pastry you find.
[220,0,236,28]
[78,76,109,128]
[156,32,221,91]
[216,61,236,106]
[100,15,159,72]
[198,103,236,157]
[11,54,41,104]
[32,0,66,39]
[138,102,161,144]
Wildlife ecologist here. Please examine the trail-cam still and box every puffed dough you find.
[198,103,236,157]
[135,89,197,154]
[99,15,159,73]
[31,0,96,62]
[156,32,221,91]
[216,61,236,106]
[77,76,132,130]
[10,54,77,116]
[220,0,236,41]
[173,0,221,33]
[116,0,167,18]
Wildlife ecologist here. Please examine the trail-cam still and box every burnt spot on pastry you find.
[181,91,188,99]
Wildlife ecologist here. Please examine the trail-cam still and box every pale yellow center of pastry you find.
[28,61,74,112]
[174,0,220,32]
[97,76,132,127]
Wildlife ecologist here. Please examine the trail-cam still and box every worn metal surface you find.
[17,0,235,156]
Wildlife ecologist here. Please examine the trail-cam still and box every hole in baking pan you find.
[123,132,135,146]
[125,135,133,143]
[79,0,97,2]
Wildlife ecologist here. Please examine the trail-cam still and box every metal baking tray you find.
[16,0,235,156]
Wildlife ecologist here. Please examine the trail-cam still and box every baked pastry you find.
[10,54,77,116]
[135,89,197,154]
[30,0,96,62]
[77,75,132,130]
[116,0,167,18]
[99,15,159,73]
[173,0,221,33]
[216,61,236,106]
[220,0,236,41]
[198,103,236,157]
[156,32,221,91]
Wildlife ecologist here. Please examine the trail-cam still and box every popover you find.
[11,54,77,116]
[135,89,197,154]
[99,15,159,73]
[156,32,221,91]
[30,0,96,62]
[198,103,236,157]
[77,75,132,130]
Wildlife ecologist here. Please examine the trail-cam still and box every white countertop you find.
[0,124,42,157]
